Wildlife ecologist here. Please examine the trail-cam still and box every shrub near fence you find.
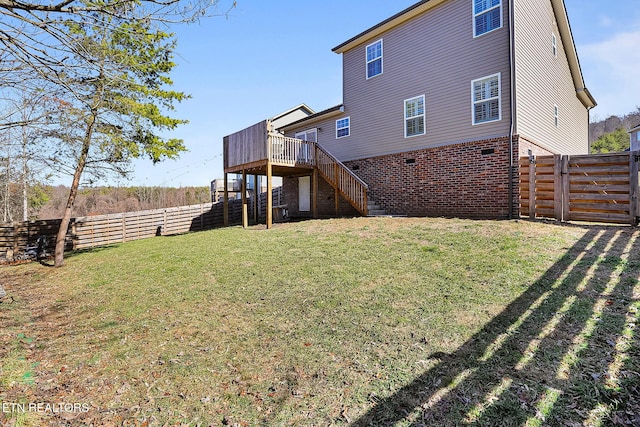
[0,200,245,259]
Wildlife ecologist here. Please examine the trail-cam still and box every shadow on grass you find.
[62,244,121,260]
[352,226,640,426]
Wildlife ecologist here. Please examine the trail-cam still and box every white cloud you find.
[579,30,640,117]
[598,15,614,28]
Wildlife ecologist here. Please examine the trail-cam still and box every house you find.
[630,124,640,152]
[223,0,595,227]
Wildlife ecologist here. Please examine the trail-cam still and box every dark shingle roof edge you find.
[277,105,345,132]
[332,0,432,53]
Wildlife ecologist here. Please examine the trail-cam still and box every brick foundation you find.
[283,136,556,220]
[342,137,526,219]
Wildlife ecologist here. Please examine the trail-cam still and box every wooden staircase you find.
[313,143,369,216]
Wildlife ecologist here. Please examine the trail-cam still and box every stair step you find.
[366,198,387,216]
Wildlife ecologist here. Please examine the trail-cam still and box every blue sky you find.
[120,0,640,188]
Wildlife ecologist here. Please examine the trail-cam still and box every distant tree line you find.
[25,186,211,220]
[590,107,640,154]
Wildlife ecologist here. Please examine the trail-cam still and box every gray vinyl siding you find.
[514,0,588,154]
[319,0,511,162]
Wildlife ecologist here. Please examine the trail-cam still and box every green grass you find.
[1,217,639,426]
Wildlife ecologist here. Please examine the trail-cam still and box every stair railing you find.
[315,144,368,216]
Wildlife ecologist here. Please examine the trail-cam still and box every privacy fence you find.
[1,187,285,259]
[0,202,227,259]
[520,152,639,225]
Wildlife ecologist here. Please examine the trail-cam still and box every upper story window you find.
[404,95,426,138]
[336,117,350,138]
[472,73,501,124]
[366,39,383,79]
[473,0,502,37]
[552,33,558,57]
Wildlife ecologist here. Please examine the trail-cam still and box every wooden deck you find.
[223,120,368,228]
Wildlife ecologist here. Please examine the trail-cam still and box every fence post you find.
[12,223,19,257]
[561,155,570,222]
[528,156,536,218]
[554,154,562,221]
[630,151,639,226]
[163,209,167,236]
[122,213,126,243]
[71,219,76,250]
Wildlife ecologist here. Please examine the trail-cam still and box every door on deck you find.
[294,128,316,164]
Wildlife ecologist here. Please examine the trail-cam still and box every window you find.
[336,117,350,138]
[472,73,501,125]
[366,39,383,79]
[554,105,559,127]
[404,95,426,138]
[552,33,557,57]
[473,0,502,37]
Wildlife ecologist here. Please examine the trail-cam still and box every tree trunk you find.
[54,113,96,267]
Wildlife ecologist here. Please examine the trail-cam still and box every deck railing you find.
[226,124,369,216]
[268,133,315,167]
[316,144,368,216]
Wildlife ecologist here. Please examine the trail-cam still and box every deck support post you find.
[334,163,339,216]
[266,163,273,229]
[242,169,248,228]
[313,168,318,219]
[254,174,259,224]
[223,173,229,227]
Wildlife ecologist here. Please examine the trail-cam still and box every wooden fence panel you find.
[1,200,246,259]
[520,152,639,225]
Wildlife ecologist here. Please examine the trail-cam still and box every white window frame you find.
[552,33,557,57]
[473,0,503,38]
[554,105,559,127]
[336,117,350,139]
[404,95,426,138]
[471,73,501,125]
[366,39,383,79]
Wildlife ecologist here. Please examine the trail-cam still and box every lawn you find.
[1,217,639,426]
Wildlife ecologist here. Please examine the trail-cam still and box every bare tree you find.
[0,92,51,221]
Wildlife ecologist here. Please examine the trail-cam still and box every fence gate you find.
[520,152,640,225]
